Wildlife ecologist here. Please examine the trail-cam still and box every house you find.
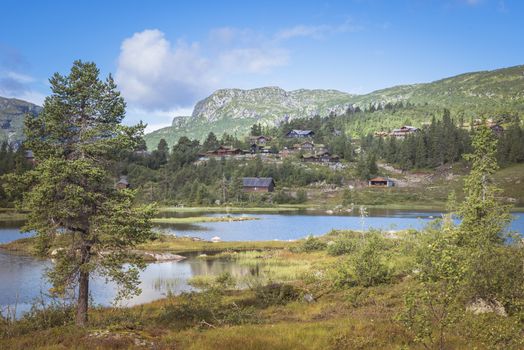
[24,150,36,165]
[259,146,274,154]
[207,145,243,157]
[299,141,315,152]
[285,129,315,138]
[249,135,271,144]
[279,147,296,158]
[368,177,394,187]
[318,151,339,163]
[242,177,275,192]
[314,144,328,154]
[391,126,419,138]
[301,154,318,163]
[116,176,130,189]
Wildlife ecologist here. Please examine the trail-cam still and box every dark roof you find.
[117,176,129,185]
[25,150,34,158]
[286,129,314,136]
[242,177,275,188]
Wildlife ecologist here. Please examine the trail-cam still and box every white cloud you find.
[0,70,45,105]
[116,19,358,115]
[115,28,290,112]
[125,106,193,133]
[115,29,212,111]
[275,19,361,40]
[218,48,289,74]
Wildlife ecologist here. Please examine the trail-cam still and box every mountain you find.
[144,87,356,148]
[144,65,524,149]
[0,97,42,146]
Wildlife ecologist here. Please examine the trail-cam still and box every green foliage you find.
[400,125,524,348]
[144,65,524,148]
[297,235,327,252]
[253,283,300,306]
[352,234,391,287]
[2,61,155,326]
[159,290,257,328]
[326,234,357,256]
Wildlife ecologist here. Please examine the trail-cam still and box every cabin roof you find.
[287,129,314,135]
[242,177,275,187]
[369,177,392,182]
[117,176,129,185]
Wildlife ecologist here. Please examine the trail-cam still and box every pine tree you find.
[459,123,510,246]
[2,61,155,326]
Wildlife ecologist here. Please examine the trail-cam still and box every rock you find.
[326,210,334,215]
[466,298,507,317]
[304,294,315,303]
[144,252,186,262]
[50,248,64,256]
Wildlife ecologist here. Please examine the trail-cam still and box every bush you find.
[333,234,390,288]
[159,290,256,328]
[327,235,356,256]
[254,283,300,306]
[1,297,75,338]
[352,235,390,287]
[298,235,327,252]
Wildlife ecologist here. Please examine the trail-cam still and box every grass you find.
[1,229,522,349]
[139,235,296,254]
[0,234,297,256]
[0,208,28,221]
[151,216,259,224]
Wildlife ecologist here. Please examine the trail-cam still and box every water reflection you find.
[0,249,255,315]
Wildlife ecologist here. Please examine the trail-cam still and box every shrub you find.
[298,235,327,252]
[352,234,390,287]
[327,235,356,256]
[159,290,257,328]
[254,283,300,306]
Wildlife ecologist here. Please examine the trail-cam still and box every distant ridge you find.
[0,96,42,146]
[144,64,524,148]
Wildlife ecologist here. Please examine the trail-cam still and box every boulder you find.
[466,298,507,317]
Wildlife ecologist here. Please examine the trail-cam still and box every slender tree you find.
[3,61,155,326]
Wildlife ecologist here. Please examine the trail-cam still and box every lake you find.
[1,210,523,316]
[154,209,524,241]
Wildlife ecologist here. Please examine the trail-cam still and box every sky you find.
[1,0,523,132]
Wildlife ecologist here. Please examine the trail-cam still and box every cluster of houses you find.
[200,129,340,163]
[374,126,420,139]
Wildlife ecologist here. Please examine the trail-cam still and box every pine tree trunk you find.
[76,245,91,326]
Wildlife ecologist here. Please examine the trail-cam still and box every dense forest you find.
[1,105,523,207]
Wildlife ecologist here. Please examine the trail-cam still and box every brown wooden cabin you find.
[391,126,419,138]
[368,177,394,187]
[249,135,271,144]
[242,177,275,193]
[207,145,243,157]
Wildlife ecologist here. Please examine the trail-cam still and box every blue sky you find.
[1,0,522,131]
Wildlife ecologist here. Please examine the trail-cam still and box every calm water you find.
[155,210,524,241]
[1,210,523,316]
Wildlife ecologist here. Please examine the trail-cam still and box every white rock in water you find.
[145,252,186,262]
